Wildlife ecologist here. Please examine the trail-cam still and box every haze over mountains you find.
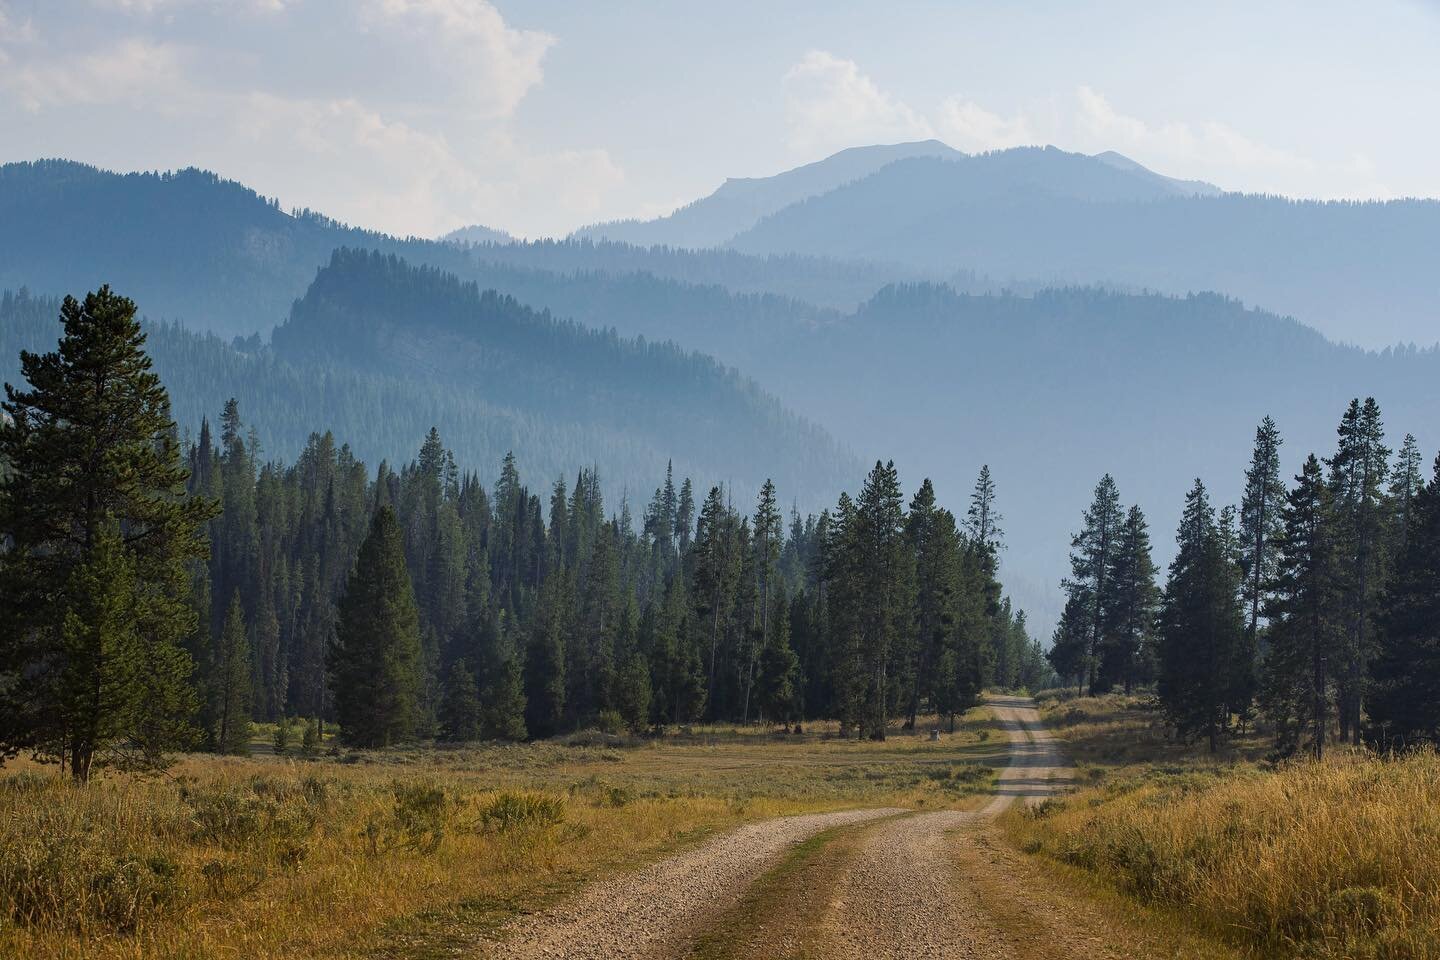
[2,143,1436,631]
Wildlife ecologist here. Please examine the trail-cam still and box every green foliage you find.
[330,507,423,747]
[474,791,566,834]
[438,660,482,742]
[0,286,214,780]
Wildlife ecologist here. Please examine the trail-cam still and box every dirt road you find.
[482,806,904,959]
[811,694,1078,959]
[485,696,1083,960]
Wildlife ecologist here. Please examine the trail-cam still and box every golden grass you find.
[0,708,1000,959]
[1007,694,1440,959]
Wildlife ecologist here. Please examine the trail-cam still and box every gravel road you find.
[482,806,903,959]
[814,695,1074,959]
[484,695,1069,960]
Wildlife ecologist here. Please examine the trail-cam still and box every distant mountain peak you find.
[572,139,963,249]
[440,223,515,246]
[1090,150,1223,196]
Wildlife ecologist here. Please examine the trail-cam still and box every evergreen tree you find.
[524,573,569,737]
[756,584,800,728]
[744,479,782,722]
[853,460,911,740]
[1065,475,1123,693]
[212,592,253,755]
[480,613,527,740]
[1369,454,1440,746]
[1262,455,1342,757]
[439,658,482,742]
[1239,417,1286,658]
[0,287,213,780]
[1388,434,1423,561]
[965,464,1003,554]
[1326,398,1389,744]
[1098,505,1159,693]
[1156,480,1245,751]
[330,506,423,747]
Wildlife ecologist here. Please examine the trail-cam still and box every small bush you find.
[475,791,566,833]
[273,717,293,755]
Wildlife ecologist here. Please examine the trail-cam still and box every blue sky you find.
[2,0,1437,237]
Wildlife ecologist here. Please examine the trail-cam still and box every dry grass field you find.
[1005,692,1440,960]
[0,709,1002,960]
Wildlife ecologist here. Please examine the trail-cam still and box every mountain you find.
[573,140,963,248]
[0,159,911,338]
[725,146,1440,347]
[441,224,515,246]
[734,283,1440,629]
[1091,151,1222,197]
[0,159,482,339]
[0,257,856,505]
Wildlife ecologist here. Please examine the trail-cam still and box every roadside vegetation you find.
[0,708,998,960]
[1006,692,1440,959]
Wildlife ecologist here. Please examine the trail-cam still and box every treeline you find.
[0,287,1045,780]
[188,407,1046,748]
[1051,405,1440,755]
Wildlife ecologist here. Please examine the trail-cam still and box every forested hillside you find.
[738,284,1440,628]
[0,266,854,506]
[726,148,1440,347]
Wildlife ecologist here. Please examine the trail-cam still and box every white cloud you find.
[936,96,1034,152]
[0,1,619,236]
[776,53,1384,198]
[5,37,184,112]
[782,50,933,156]
[1073,84,1312,181]
[364,0,553,119]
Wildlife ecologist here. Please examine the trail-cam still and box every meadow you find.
[1006,692,1440,960]
[0,710,1001,960]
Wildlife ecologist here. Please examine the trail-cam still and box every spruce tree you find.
[1065,475,1123,693]
[1369,453,1440,746]
[0,287,213,780]
[524,573,569,737]
[744,479,782,723]
[213,592,253,755]
[1326,398,1389,744]
[330,505,423,747]
[439,659,482,742]
[854,460,910,740]
[1156,480,1245,751]
[1098,505,1159,693]
[1262,455,1342,757]
[1239,417,1285,657]
[756,585,800,729]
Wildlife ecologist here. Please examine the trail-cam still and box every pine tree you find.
[756,584,800,728]
[1262,455,1342,757]
[213,592,253,755]
[1098,505,1159,694]
[1157,480,1245,752]
[330,506,423,747]
[1369,453,1440,746]
[1327,398,1389,744]
[744,479,782,723]
[439,659,482,742]
[524,573,569,737]
[1239,417,1285,658]
[481,612,527,741]
[1388,434,1423,560]
[853,461,911,740]
[0,287,213,780]
[965,464,1003,554]
[1065,475,1123,693]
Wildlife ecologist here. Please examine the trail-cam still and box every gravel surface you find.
[482,806,904,959]
[816,695,1075,959]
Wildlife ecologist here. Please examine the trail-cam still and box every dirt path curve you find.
[814,694,1078,960]
[481,806,903,959]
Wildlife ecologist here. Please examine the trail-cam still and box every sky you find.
[2,0,1438,239]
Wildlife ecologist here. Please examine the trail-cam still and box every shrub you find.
[475,791,566,833]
